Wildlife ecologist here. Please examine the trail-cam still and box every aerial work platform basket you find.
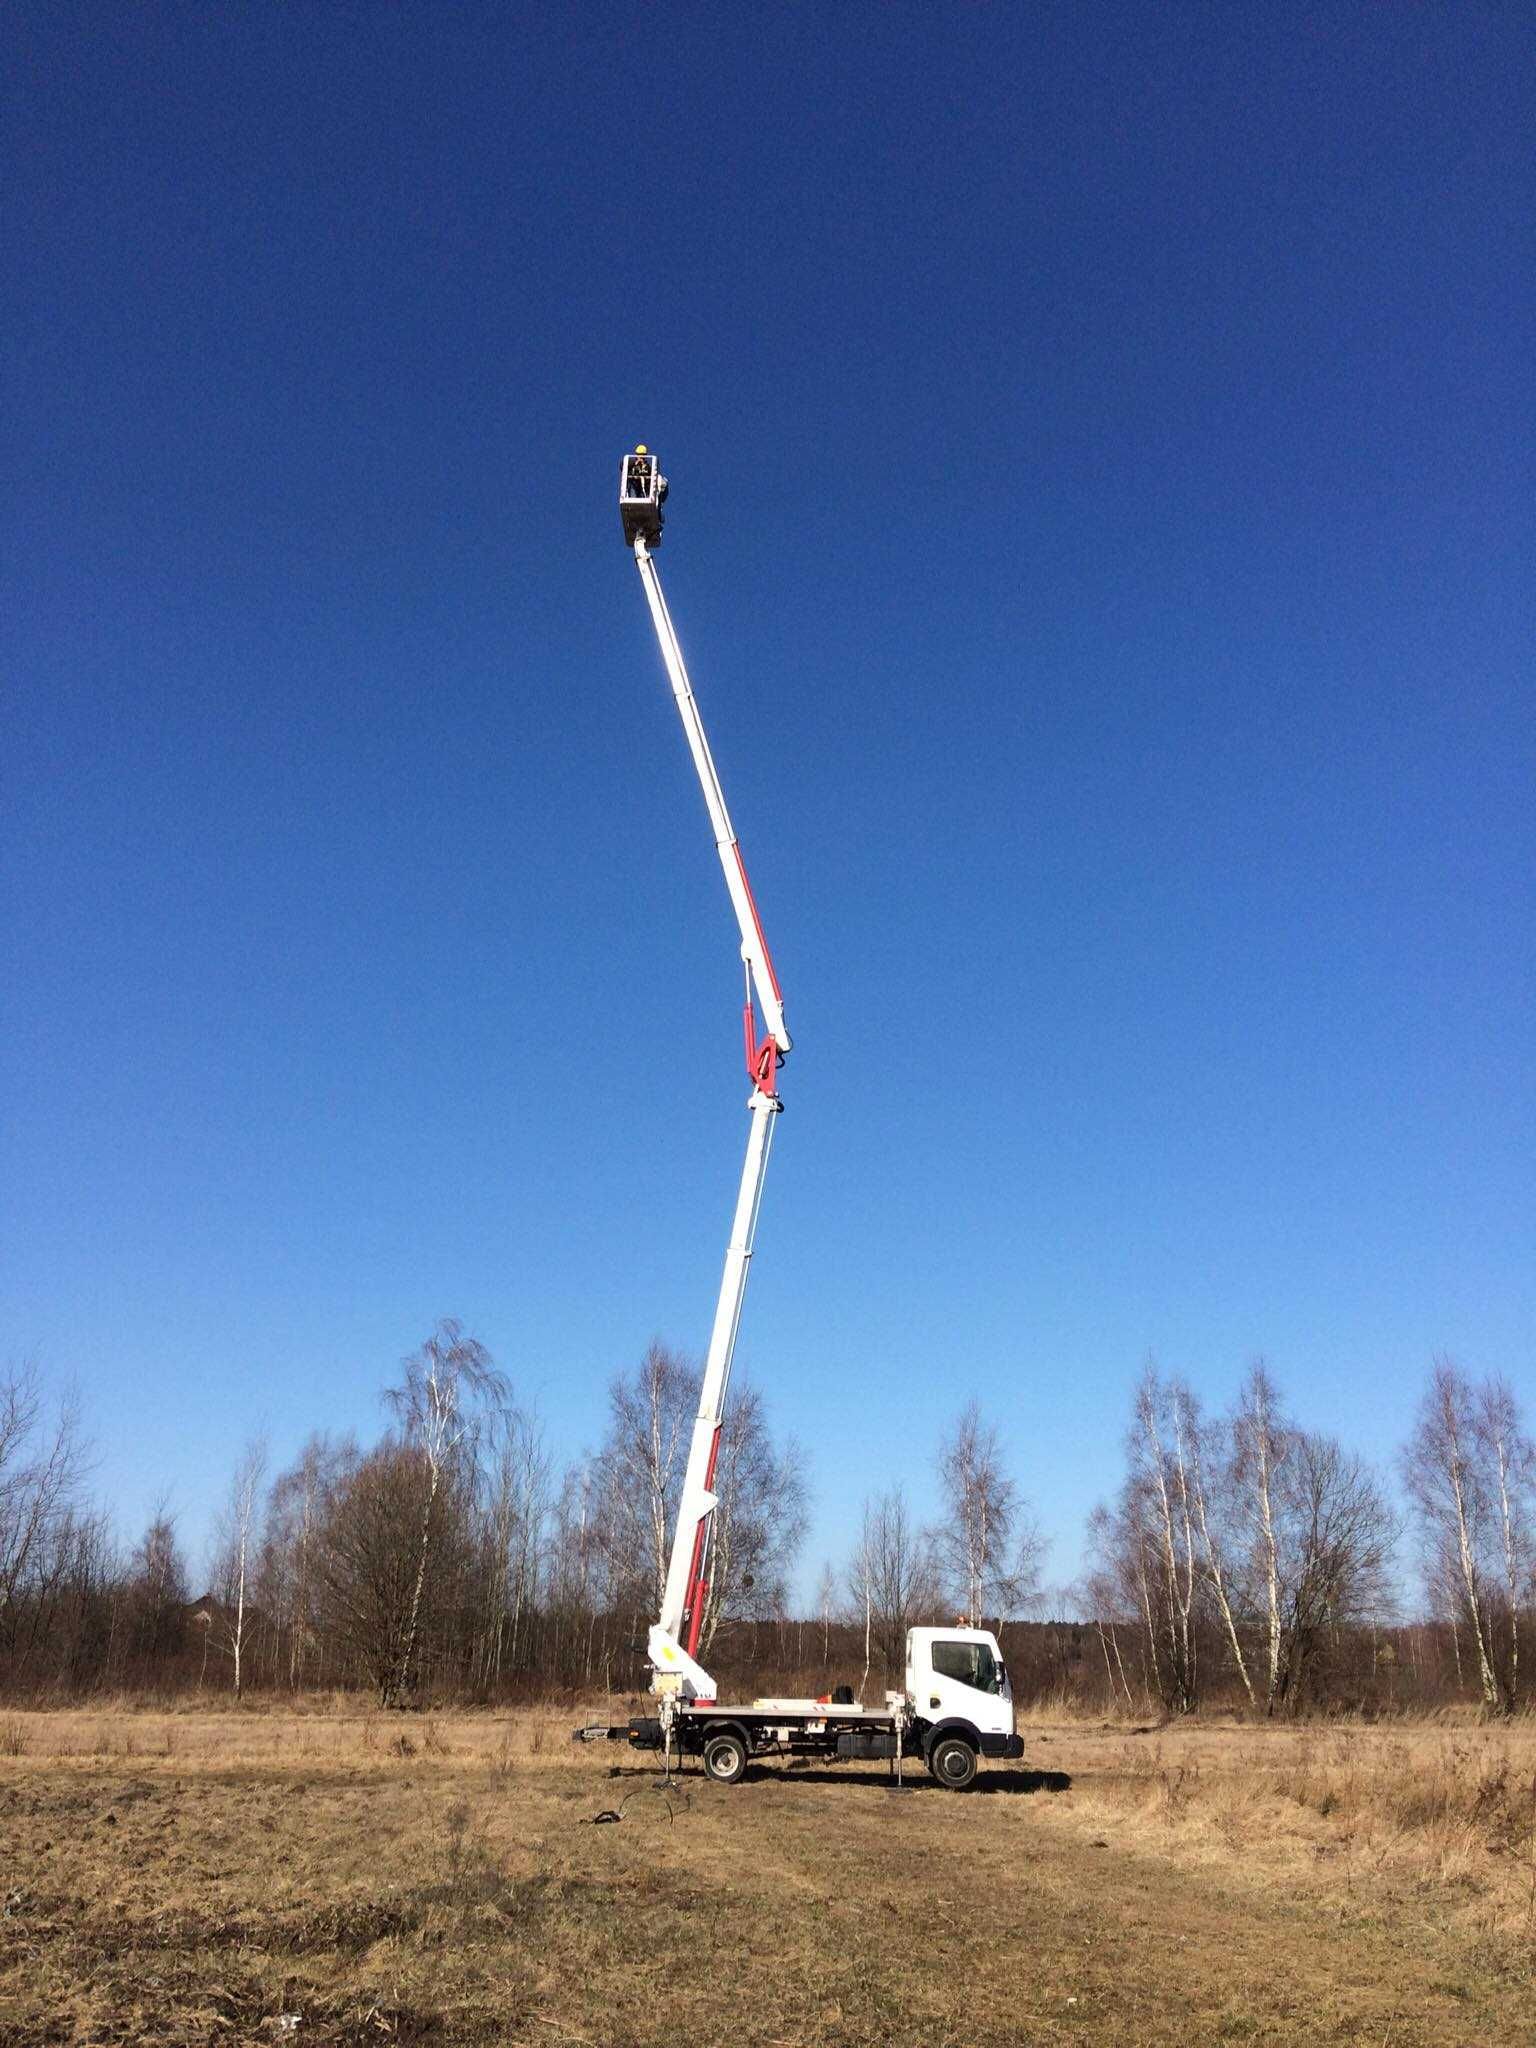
[619,445,667,547]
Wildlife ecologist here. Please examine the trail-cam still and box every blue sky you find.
[5,4,1531,1597]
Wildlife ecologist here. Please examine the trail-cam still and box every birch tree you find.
[1231,1361,1287,1708]
[933,1402,1044,1626]
[211,1436,268,1699]
[263,1434,338,1689]
[1082,1542,1138,1709]
[589,1344,804,1651]
[478,1407,550,1685]
[1476,1375,1533,1710]
[1208,1364,1400,1713]
[697,1383,807,1654]
[546,1461,601,1687]
[384,1320,507,1705]
[1404,1357,1532,1713]
[1135,1368,1201,1711]
[1180,1379,1256,1706]
[590,1343,691,1619]
[848,1486,937,1681]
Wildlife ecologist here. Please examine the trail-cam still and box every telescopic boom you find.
[618,446,789,1701]
[574,456,1021,1794]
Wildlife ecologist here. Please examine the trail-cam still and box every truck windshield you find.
[931,1640,1003,1695]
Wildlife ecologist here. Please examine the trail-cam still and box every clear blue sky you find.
[5,4,1531,1597]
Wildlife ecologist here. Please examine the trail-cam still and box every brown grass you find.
[0,1702,1531,2044]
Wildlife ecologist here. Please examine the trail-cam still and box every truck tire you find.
[928,1734,978,1790]
[702,1730,749,1785]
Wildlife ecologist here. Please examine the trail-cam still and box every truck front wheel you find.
[702,1730,749,1785]
[928,1735,978,1790]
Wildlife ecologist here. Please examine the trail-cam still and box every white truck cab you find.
[906,1627,1022,1787]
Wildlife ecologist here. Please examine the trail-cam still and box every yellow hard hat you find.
[635,443,648,455]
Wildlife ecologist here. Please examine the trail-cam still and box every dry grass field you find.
[1,1700,1533,2046]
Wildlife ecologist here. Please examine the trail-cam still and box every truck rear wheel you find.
[928,1735,978,1790]
[702,1730,749,1785]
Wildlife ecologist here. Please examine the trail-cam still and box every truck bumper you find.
[980,1733,1025,1761]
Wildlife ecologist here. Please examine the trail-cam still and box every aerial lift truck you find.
[576,450,1023,1790]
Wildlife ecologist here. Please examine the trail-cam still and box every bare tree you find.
[932,1401,1044,1626]
[312,1440,428,1700]
[1404,1357,1532,1713]
[210,1437,268,1699]
[848,1486,938,1682]
[850,1505,874,1700]
[1132,1368,1201,1711]
[1269,1431,1398,1708]
[590,1343,692,1620]
[1086,1371,1205,1712]
[1095,1363,1402,1718]
[1180,1378,1256,1706]
[698,1384,808,1653]
[1476,1375,1533,1709]
[546,1460,601,1687]
[0,1364,91,1671]
[1080,1548,1138,1710]
[814,1558,837,1667]
[127,1506,189,1675]
[262,1434,339,1690]
[33,1508,117,1692]
[476,1405,551,1688]
[1227,1361,1290,1709]
[585,1346,806,1675]
[384,1319,507,1704]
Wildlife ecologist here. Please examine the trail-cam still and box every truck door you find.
[921,1635,1014,1739]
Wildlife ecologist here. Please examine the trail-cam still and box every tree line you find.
[1084,1357,1532,1716]
[0,1324,810,1704]
[0,1329,1530,1715]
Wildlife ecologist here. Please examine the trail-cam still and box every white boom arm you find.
[648,1082,778,1700]
[633,537,791,1069]
[618,449,789,1701]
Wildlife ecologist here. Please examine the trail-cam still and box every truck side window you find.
[931,1640,1002,1694]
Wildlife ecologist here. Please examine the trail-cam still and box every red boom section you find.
[744,999,779,1094]
[680,1424,722,1661]
[732,845,784,1001]
[733,844,784,1095]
